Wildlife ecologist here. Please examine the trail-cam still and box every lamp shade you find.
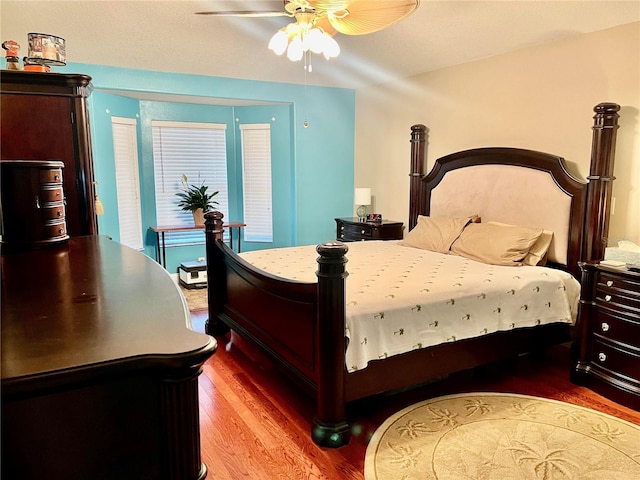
[354,188,371,206]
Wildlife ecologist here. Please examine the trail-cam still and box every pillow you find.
[486,222,553,266]
[400,215,474,254]
[450,222,544,266]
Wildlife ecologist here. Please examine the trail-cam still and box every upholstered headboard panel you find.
[419,147,587,274]
[429,164,572,264]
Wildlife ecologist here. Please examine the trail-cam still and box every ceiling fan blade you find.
[316,0,419,35]
[195,10,291,17]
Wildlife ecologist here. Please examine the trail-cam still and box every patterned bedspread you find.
[240,241,580,372]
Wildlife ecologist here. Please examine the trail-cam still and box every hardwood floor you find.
[190,310,640,480]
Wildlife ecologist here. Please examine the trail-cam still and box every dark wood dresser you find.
[1,236,217,480]
[335,217,404,242]
[572,262,640,410]
[0,71,97,236]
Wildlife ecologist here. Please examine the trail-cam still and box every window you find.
[111,116,143,250]
[152,120,229,246]
[240,123,273,242]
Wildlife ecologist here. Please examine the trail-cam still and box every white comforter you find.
[240,241,580,372]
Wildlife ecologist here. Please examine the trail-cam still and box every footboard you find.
[204,212,351,447]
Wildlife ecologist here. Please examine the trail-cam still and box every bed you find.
[204,102,620,448]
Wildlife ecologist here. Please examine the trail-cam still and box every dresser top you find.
[1,236,216,391]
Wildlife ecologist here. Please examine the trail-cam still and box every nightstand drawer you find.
[596,283,640,316]
[592,308,640,347]
[590,339,640,381]
[342,223,372,240]
[598,271,640,297]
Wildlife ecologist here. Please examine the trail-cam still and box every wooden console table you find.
[151,222,246,268]
[1,236,217,480]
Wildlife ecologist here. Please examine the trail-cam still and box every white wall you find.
[355,22,640,246]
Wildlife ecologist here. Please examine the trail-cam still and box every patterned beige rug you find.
[365,392,640,480]
[180,285,208,311]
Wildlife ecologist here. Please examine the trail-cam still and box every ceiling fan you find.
[196,0,419,64]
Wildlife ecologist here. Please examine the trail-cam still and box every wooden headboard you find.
[408,103,620,278]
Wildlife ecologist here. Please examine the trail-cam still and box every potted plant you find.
[176,174,219,226]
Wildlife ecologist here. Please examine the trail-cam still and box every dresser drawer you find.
[39,185,64,204]
[589,339,640,381]
[42,220,67,239]
[39,167,63,184]
[41,204,66,221]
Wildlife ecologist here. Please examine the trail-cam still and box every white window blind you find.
[152,120,229,246]
[111,116,143,250]
[240,124,273,242]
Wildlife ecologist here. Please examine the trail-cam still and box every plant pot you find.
[192,208,205,227]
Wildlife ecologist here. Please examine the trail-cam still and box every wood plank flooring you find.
[190,311,640,480]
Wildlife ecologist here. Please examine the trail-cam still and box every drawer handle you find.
[361,229,365,234]
[598,352,607,362]
[54,174,60,181]
[340,226,344,231]
[601,322,610,332]
[35,195,41,209]
[57,210,63,217]
[58,227,65,234]
[604,294,612,302]
[606,280,614,287]
[340,234,344,239]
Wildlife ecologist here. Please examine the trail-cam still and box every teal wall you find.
[59,62,355,273]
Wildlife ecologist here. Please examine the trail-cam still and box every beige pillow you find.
[486,222,553,266]
[400,215,473,254]
[450,222,544,266]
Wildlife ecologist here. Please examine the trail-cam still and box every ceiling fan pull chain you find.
[303,53,310,128]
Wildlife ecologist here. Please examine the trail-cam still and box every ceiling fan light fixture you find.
[306,27,325,54]
[286,35,304,61]
[269,21,340,64]
[321,32,340,59]
[268,28,289,55]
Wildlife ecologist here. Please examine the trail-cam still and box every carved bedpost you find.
[582,102,620,262]
[409,124,427,231]
[204,211,228,335]
[312,241,350,448]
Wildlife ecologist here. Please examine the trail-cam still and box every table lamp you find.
[355,188,371,221]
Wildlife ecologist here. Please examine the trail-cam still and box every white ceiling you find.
[1,1,639,90]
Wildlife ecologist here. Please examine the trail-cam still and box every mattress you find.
[240,241,580,372]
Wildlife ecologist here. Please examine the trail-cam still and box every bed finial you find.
[204,210,224,240]
[409,124,428,230]
[582,102,620,262]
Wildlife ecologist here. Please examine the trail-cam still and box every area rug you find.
[180,285,208,312]
[364,392,640,480]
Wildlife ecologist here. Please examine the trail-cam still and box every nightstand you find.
[572,262,640,410]
[335,217,404,242]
